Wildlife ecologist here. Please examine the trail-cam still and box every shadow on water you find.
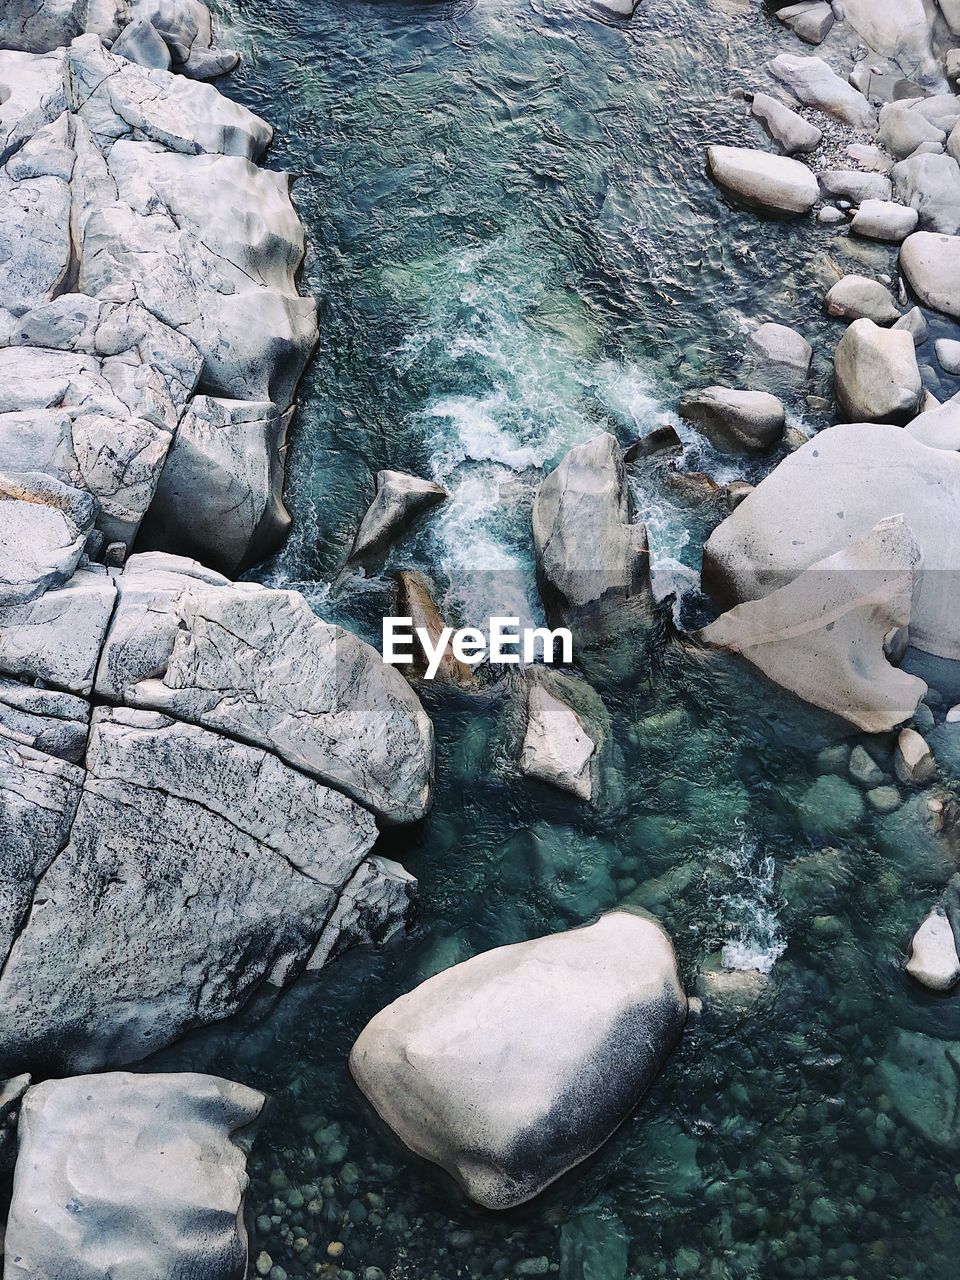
[148,0,960,1275]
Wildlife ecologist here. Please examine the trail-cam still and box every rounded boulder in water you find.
[348,910,687,1209]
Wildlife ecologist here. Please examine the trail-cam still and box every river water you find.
[155,2,960,1277]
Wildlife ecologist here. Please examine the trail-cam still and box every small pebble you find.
[327,1242,346,1259]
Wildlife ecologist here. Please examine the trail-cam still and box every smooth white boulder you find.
[893,153,960,235]
[750,92,822,155]
[824,275,900,325]
[906,909,960,990]
[834,319,921,422]
[701,423,960,661]
[818,170,892,204]
[706,145,819,215]
[4,1072,264,1280]
[350,911,687,1209]
[0,473,96,605]
[747,321,812,374]
[777,2,834,45]
[840,0,941,88]
[850,199,919,242]
[520,681,596,800]
[879,102,945,160]
[900,230,960,318]
[699,516,926,733]
[767,54,877,129]
[679,386,785,450]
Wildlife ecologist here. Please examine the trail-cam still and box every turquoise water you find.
[157,2,960,1277]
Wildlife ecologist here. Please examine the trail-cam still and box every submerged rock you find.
[894,726,935,784]
[706,145,819,216]
[880,1029,960,1152]
[701,424,960,661]
[347,469,447,570]
[394,570,478,689]
[834,319,921,422]
[699,517,926,733]
[532,432,651,629]
[4,1071,264,1280]
[679,386,785,451]
[747,322,812,376]
[350,911,686,1209]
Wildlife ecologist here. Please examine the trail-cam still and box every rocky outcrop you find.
[706,145,819,216]
[349,911,687,1209]
[4,1072,263,1280]
[834,320,921,422]
[701,424,960,662]
[699,516,926,733]
[532,433,651,629]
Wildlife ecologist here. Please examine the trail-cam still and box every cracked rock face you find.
[4,1071,264,1280]
[0,705,382,1075]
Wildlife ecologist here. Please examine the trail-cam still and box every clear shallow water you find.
[155,2,960,1276]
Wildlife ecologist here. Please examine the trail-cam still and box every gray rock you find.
[67,34,269,161]
[849,744,885,788]
[305,855,418,973]
[817,205,846,225]
[892,153,960,234]
[894,725,935,783]
[824,275,901,325]
[834,318,921,422]
[346,469,447,570]
[131,0,241,80]
[679,386,785,450]
[817,170,892,204]
[879,102,946,159]
[520,679,596,800]
[900,230,960,318]
[840,0,941,88]
[777,2,834,45]
[0,565,117,696]
[0,733,83,965]
[140,395,292,575]
[706,145,819,215]
[750,92,822,155]
[747,321,812,377]
[0,49,68,167]
[0,678,89,763]
[0,472,96,605]
[699,516,926,733]
[0,115,73,317]
[850,199,919,242]
[767,54,877,130]
[701,423,960,661]
[532,432,651,628]
[111,16,173,71]
[867,784,901,813]
[893,305,928,344]
[846,143,893,174]
[4,1071,264,1280]
[935,338,960,375]
[0,706,380,1074]
[349,911,687,1209]
[96,557,435,825]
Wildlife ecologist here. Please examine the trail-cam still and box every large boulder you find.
[906,905,960,991]
[349,911,687,1209]
[900,230,960,319]
[850,199,919,242]
[706,145,819,215]
[0,116,73,317]
[879,102,946,160]
[0,472,96,605]
[824,275,900,325]
[834,319,921,422]
[879,1030,960,1153]
[520,677,597,800]
[701,424,960,661]
[767,54,877,129]
[840,0,941,88]
[892,153,960,235]
[532,433,651,628]
[699,516,925,732]
[4,1072,264,1280]
[679,387,785,451]
[0,705,384,1074]
[95,554,435,825]
[138,395,292,576]
[746,322,812,377]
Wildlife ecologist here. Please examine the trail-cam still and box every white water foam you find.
[720,828,786,975]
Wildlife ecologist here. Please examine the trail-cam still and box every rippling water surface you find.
[157,2,960,1276]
